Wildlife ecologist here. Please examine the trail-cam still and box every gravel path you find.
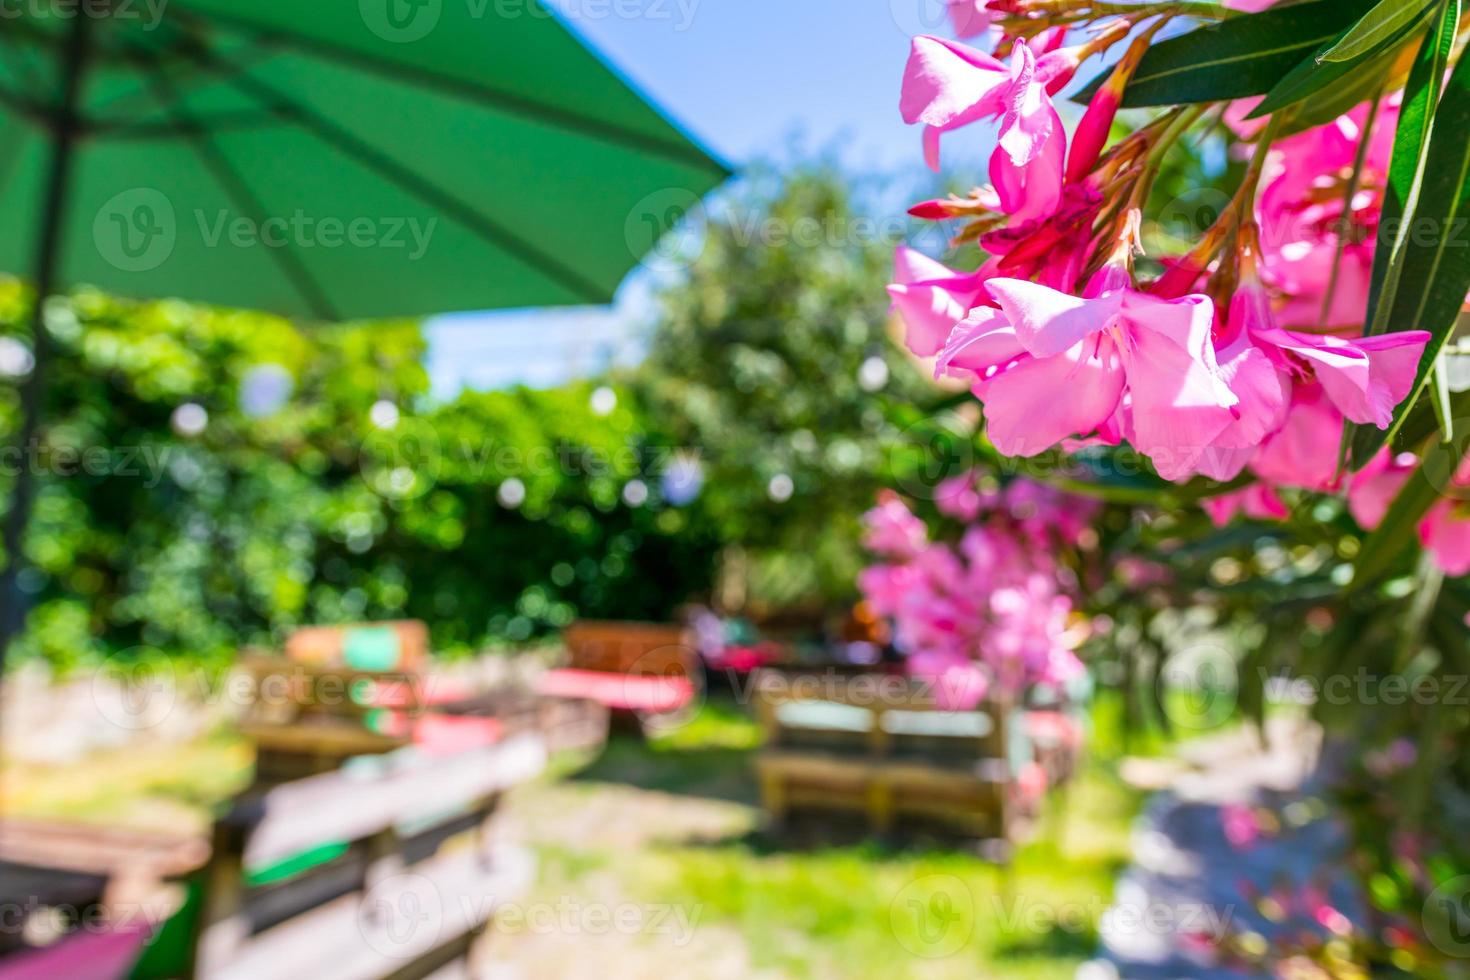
[1083,718,1364,980]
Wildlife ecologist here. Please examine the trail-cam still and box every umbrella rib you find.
[0,84,51,128]
[179,44,611,305]
[171,6,726,175]
[137,56,342,322]
[93,109,284,139]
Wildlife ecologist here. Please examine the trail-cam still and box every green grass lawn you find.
[500,696,1148,979]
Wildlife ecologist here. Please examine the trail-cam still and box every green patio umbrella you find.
[0,0,730,653]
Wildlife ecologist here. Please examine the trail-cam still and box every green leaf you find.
[1074,0,1381,107]
[1431,356,1455,441]
[1392,383,1470,450]
[1351,35,1470,466]
[1247,4,1427,120]
[1364,0,1459,328]
[1320,0,1437,63]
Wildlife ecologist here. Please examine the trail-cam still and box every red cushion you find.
[374,712,504,756]
[0,923,149,980]
[536,669,694,713]
[371,676,478,709]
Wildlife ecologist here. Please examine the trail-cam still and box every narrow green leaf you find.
[1248,6,1427,120]
[1365,0,1460,328]
[1258,49,1397,129]
[1074,0,1381,107]
[1392,383,1470,450]
[1350,40,1470,467]
[1431,356,1455,441]
[1320,0,1437,63]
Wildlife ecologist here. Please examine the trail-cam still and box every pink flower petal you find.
[977,339,1125,456]
[987,277,1120,358]
[1117,294,1239,481]
[900,35,1007,130]
[937,306,1026,376]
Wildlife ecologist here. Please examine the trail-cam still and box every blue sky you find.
[425,0,950,396]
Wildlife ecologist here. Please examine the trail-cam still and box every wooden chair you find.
[128,733,547,980]
[751,669,1020,841]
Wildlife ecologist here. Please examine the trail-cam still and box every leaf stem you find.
[1319,85,1386,328]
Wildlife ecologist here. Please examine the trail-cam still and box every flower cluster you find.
[857,475,1093,707]
[889,2,1443,523]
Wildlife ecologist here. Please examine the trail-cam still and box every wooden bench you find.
[0,820,207,979]
[536,621,699,733]
[126,733,547,980]
[752,669,1022,841]
[240,621,509,783]
[242,659,607,781]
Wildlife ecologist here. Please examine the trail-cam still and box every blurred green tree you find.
[636,165,941,617]
[0,280,718,668]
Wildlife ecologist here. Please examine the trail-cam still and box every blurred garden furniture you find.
[751,668,1044,845]
[1020,677,1090,789]
[241,621,607,780]
[688,608,789,692]
[536,620,700,734]
[0,859,151,980]
[241,621,516,783]
[127,733,545,980]
[0,820,208,979]
[0,890,151,980]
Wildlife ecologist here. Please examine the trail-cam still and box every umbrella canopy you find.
[0,0,729,318]
[0,1,729,649]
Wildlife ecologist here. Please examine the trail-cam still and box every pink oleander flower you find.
[863,490,929,559]
[936,472,986,522]
[1249,382,1345,491]
[911,651,991,710]
[1346,449,1418,529]
[1194,266,1429,487]
[938,263,1240,481]
[1203,483,1289,527]
[859,477,1091,699]
[1421,494,1470,576]
[888,246,994,357]
[1002,478,1099,546]
[947,0,994,38]
[1255,101,1400,329]
[983,180,1105,290]
[900,35,1067,219]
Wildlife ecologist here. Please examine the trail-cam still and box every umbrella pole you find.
[0,14,93,676]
